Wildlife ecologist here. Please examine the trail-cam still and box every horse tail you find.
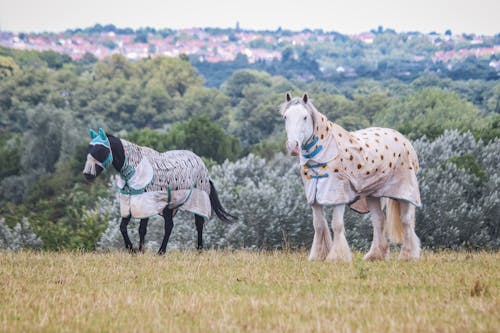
[385,198,404,244]
[209,180,236,223]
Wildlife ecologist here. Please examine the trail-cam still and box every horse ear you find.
[286,92,292,102]
[303,93,309,103]
[89,129,98,139]
[98,128,107,140]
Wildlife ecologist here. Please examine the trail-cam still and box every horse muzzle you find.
[286,141,300,156]
[83,164,103,182]
[84,173,96,182]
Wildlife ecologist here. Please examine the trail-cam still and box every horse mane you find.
[105,133,125,171]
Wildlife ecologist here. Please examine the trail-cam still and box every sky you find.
[0,0,499,35]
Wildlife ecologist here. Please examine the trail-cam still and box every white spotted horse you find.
[281,94,421,261]
[83,128,235,254]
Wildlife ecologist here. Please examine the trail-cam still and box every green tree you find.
[0,55,19,77]
[127,116,241,163]
[76,52,98,69]
[137,57,203,97]
[166,115,241,163]
[94,54,135,80]
[38,50,72,69]
[134,32,148,44]
[486,83,500,114]
[221,69,272,104]
[172,86,231,123]
[311,94,355,120]
[374,88,482,139]
[0,132,21,179]
[222,70,296,145]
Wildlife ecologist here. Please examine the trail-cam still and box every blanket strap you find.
[310,174,329,179]
[306,162,327,169]
[301,136,318,151]
[302,145,323,159]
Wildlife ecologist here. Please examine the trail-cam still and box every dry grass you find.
[0,250,498,332]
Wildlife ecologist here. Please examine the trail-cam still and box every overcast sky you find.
[0,0,498,35]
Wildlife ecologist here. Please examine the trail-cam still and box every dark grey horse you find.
[83,128,234,254]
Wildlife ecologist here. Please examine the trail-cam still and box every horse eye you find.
[303,116,307,121]
[284,115,287,120]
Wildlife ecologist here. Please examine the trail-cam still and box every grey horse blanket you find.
[299,107,421,213]
[117,139,211,218]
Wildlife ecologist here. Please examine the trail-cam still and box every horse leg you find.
[158,208,174,255]
[138,218,149,253]
[119,216,134,252]
[364,197,389,261]
[398,202,421,260]
[195,215,204,250]
[326,204,352,262]
[309,204,332,261]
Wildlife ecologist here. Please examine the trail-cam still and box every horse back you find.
[351,127,419,174]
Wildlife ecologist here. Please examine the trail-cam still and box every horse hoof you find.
[363,253,378,261]
[326,251,352,262]
[398,251,419,261]
[363,251,389,261]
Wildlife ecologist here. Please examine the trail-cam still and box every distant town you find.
[1,25,498,67]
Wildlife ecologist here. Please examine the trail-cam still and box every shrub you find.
[0,217,42,251]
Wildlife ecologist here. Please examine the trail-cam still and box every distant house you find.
[350,32,375,44]
[489,60,500,71]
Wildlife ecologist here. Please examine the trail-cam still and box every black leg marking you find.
[158,208,174,255]
[195,215,204,250]
[138,218,149,253]
[120,216,134,252]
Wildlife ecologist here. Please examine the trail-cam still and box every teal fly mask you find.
[83,128,113,177]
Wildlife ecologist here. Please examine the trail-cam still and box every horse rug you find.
[117,139,211,219]
[299,110,421,213]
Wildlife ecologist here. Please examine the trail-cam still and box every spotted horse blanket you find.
[117,139,211,219]
[299,109,421,214]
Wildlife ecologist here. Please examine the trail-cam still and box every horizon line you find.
[1,23,498,37]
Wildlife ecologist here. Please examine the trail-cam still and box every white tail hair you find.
[384,199,404,244]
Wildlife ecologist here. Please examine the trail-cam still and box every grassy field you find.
[0,250,498,333]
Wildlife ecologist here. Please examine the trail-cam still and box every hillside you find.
[1,24,499,86]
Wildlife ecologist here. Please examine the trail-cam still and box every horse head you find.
[281,93,314,156]
[82,128,113,181]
